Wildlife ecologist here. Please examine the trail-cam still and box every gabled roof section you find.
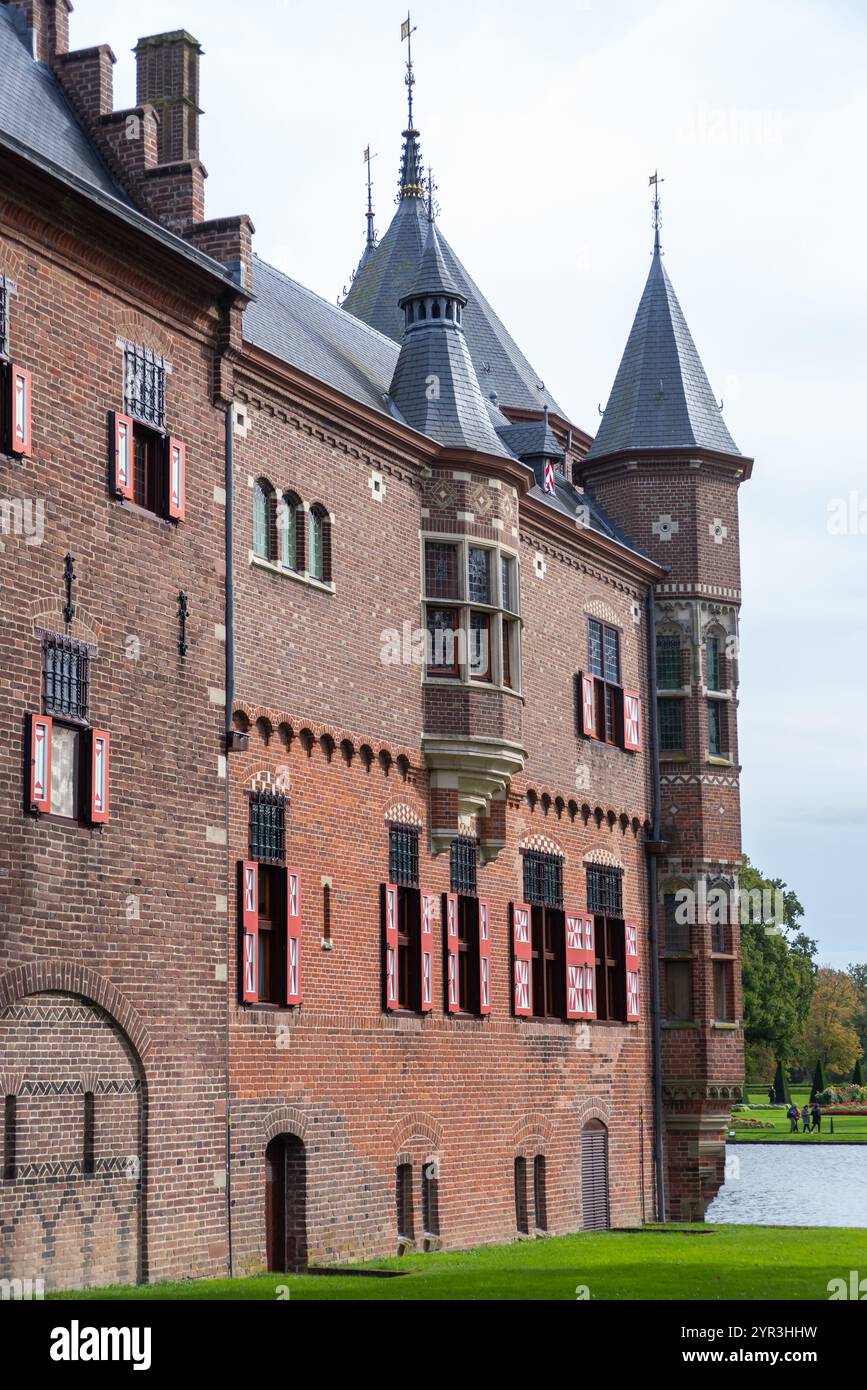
[342,194,565,418]
[0,5,128,203]
[587,246,739,459]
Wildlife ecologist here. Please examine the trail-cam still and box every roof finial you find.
[649,169,664,254]
[364,145,378,249]
[426,167,439,223]
[402,12,417,129]
[397,13,424,199]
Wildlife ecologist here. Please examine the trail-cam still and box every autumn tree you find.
[739,856,815,1079]
[798,968,864,1077]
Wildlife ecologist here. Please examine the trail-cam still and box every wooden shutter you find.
[582,914,596,1019]
[167,437,186,521]
[622,689,643,751]
[88,729,110,824]
[565,912,596,1020]
[577,672,596,737]
[111,412,134,500]
[582,1124,610,1231]
[478,897,492,1016]
[443,891,460,1013]
[625,920,641,1021]
[240,861,259,1003]
[29,713,52,813]
[511,902,533,1017]
[420,892,435,1013]
[285,868,302,1005]
[382,882,399,1009]
[11,364,31,456]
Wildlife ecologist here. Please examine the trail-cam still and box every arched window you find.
[253,478,277,561]
[432,299,441,319]
[279,491,303,571]
[308,504,331,583]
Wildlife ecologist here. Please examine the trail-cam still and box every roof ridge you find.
[252,253,400,353]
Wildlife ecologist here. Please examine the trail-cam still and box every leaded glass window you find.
[468,547,491,604]
[658,698,684,752]
[656,634,681,690]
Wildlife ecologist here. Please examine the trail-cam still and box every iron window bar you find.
[124,344,167,430]
[523,850,564,908]
[450,836,478,896]
[586,864,624,917]
[249,791,286,864]
[0,275,9,359]
[389,825,419,888]
[42,633,90,722]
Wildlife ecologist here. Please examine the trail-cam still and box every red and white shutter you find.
[625,919,641,1021]
[88,729,110,824]
[383,882,399,1009]
[11,364,32,456]
[543,460,555,494]
[566,911,597,1020]
[478,898,492,1016]
[167,437,186,521]
[111,412,134,500]
[420,892,435,1013]
[285,868,302,1005]
[240,861,259,1004]
[29,713,52,813]
[578,672,596,738]
[511,902,533,1017]
[622,689,643,752]
[581,913,597,1019]
[444,892,460,1013]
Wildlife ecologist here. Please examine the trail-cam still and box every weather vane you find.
[364,145,378,249]
[425,167,440,223]
[401,12,417,128]
[649,169,664,253]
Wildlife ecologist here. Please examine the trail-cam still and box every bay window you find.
[422,536,521,689]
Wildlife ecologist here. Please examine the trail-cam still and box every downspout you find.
[224,399,235,1277]
[645,578,667,1223]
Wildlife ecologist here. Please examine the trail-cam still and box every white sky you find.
[73,0,867,967]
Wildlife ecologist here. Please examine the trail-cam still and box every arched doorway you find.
[581,1119,610,1230]
[265,1133,307,1272]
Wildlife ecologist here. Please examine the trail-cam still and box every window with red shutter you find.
[625,920,641,1021]
[577,672,596,738]
[478,898,492,1015]
[10,364,31,456]
[511,902,533,1016]
[566,911,596,1020]
[382,882,400,1009]
[240,860,259,1004]
[28,713,52,814]
[420,892,435,1012]
[285,868,302,1005]
[622,689,643,752]
[167,437,186,521]
[87,729,110,825]
[111,412,134,501]
[443,891,460,1013]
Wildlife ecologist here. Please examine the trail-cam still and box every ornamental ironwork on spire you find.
[398,11,424,199]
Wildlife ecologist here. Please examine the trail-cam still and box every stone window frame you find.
[420,531,522,694]
[250,483,336,595]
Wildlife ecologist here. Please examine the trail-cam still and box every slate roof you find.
[497,419,563,461]
[342,192,566,418]
[402,221,464,303]
[0,6,128,202]
[587,246,739,459]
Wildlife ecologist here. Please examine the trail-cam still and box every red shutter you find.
[622,689,643,751]
[382,882,399,1009]
[566,911,597,1020]
[167,437,186,521]
[88,729,110,824]
[478,897,492,1016]
[511,902,533,1017]
[625,920,641,1021]
[29,713,52,813]
[444,892,460,1013]
[240,861,259,1003]
[111,412,134,500]
[578,672,596,737]
[420,892,435,1012]
[11,364,32,456]
[285,868,302,1005]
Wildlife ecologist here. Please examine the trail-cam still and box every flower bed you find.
[816,1084,867,1107]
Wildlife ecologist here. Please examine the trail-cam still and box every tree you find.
[853,1058,865,1087]
[798,968,864,1077]
[739,856,816,1077]
[809,1058,827,1102]
[846,963,867,1059]
[772,1058,791,1104]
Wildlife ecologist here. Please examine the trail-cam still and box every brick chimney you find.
[2,0,71,62]
[134,30,202,165]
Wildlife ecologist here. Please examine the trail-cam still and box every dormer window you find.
[432,300,441,319]
[406,303,414,326]
[418,301,426,320]
[446,300,453,320]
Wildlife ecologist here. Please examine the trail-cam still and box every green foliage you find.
[798,968,864,1076]
[740,856,815,1066]
[854,1058,865,1087]
[773,1058,791,1104]
[816,1084,867,1106]
[809,1057,827,1102]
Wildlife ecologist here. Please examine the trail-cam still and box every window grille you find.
[42,633,90,721]
[586,864,623,917]
[450,837,478,895]
[389,825,419,887]
[124,344,166,429]
[249,791,286,863]
[523,850,563,908]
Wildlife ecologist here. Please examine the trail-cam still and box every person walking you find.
[802,1104,812,1133]
[811,1102,822,1133]
[768,1084,776,1106]
[787,1102,799,1133]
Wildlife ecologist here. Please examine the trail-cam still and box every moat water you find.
[706,1144,867,1227]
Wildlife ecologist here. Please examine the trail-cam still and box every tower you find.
[576,201,751,1217]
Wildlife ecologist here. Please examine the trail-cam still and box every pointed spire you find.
[364,145,377,250]
[398,12,424,200]
[402,221,463,303]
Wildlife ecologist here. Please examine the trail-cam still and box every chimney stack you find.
[3,0,71,63]
[134,30,202,166]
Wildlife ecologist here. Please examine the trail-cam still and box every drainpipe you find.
[645,577,668,1223]
[224,399,235,1277]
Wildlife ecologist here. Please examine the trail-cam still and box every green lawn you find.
[747,1085,812,1106]
[735,1093,866,1143]
[49,1224,867,1301]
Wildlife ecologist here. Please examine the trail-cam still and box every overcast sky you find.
[74,0,867,968]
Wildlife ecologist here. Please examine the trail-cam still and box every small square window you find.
[50,723,81,820]
[450,837,478,895]
[43,634,90,721]
[124,344,166,430]
[389,825,419,888]
[249,791,286,864]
